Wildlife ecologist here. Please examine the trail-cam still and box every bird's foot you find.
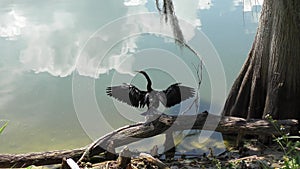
[140,110,155,116]
[143,115,156,126]
[143,121,153,126]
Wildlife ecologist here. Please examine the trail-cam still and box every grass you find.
[0,121,8,135]
[266,114,300,169]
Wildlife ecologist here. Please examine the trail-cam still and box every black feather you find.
[159,83,195,107]
[106,83,147,108]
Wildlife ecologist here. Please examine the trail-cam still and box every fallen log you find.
[80,111,298,161]
[0,112,298,168]
[0,148,85,168]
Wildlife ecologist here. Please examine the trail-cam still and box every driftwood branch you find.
[0,112,298,168]
[0,148,85,168]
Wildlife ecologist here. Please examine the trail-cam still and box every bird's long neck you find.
[140,71,152,92]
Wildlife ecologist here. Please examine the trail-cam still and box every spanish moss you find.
[156,0,185,46]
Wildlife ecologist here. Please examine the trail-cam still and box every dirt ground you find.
[86,139,288,169]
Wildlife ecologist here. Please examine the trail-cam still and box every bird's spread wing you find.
[106,83,148,108]
[158,83,195,107]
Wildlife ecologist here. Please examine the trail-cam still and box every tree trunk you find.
[223,0,300,123]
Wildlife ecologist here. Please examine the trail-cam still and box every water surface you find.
[0,0,262,153]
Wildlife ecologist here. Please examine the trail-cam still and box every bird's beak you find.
[134,70,141,73]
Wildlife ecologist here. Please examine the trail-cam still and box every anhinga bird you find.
[106,71,195,115]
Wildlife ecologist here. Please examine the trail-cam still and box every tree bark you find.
[0,112,297,168]
[223,0,300,123]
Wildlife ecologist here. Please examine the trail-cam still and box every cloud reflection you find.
[19,12,78,77]
[0,10,26,40]
[198,0,213,10]
[124,0,147,6]
[233,0,263,12]
[76,12,198,79]
[1,0,211,79]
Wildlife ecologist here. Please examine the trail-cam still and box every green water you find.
[0,0,262,153]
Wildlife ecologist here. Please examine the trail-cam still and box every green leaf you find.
[26,166,33,169]
[286,136,300,139]
[0,121,8,134]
